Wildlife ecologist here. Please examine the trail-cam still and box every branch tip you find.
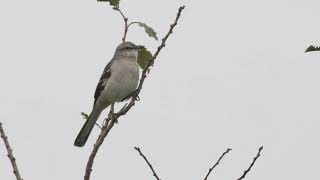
[237,146,264,180]
[0,122,23,180]
[134,146,161,180]
[203,148,232,180]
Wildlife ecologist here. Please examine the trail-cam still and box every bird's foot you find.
[111,114,119,124]
[131,89,140,101]
[113,118,119,124]
[121,89,140,102]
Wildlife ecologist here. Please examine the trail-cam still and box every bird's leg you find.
[107,103,114,118]
[121,89,140,102]
[111,102,115,113]
[111,103,119,124]
[130,89,140,101]
[107,103,118,124]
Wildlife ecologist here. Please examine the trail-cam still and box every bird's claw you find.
[114,119,119,124]
[121,89,140,102]
[112,113,119,124]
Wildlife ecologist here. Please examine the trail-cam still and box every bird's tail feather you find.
[74,108,101,147]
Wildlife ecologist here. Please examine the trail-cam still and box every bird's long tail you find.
[74,108,101,147]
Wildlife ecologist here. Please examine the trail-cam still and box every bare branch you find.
[203,148,232,180]
[84,6,185,180]
[0,122,23,180]
[115,8,129,42]
[236,146,263,180]
[134,147,161,180]
[84,114,114,180]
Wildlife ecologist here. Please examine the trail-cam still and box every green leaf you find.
[97,0,120,8]
[81,112,89,120]
[138,47,153,70]
[137,22,158,40]
[305,45,320,53]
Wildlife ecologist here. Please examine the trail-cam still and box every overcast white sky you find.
[1,0,320,179]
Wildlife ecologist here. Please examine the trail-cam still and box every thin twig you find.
[237,146,263,180]
[134,147,161,180]
[0,122,23,180]
[204,148,232,180]
[84,6,185,180]
[116,8,129,42]
[95,123,102,130]
[128,21,140,28]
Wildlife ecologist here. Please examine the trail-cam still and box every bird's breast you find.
[104,60,139,102]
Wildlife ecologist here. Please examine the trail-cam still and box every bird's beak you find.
[136,45,145,50]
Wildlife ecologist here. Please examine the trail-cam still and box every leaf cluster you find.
[305,45,320,53]
[97,0,120,8]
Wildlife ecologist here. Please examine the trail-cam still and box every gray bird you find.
[74,42,144,147]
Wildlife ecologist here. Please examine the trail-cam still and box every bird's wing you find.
[93,60,113,105]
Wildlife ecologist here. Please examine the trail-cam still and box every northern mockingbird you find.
[74,42,144,147]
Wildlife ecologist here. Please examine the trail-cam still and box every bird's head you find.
[115,42,144,58]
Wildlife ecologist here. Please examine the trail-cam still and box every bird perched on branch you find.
[74,42,144,147]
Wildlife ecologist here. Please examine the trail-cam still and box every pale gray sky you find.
[1,0,320,179]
